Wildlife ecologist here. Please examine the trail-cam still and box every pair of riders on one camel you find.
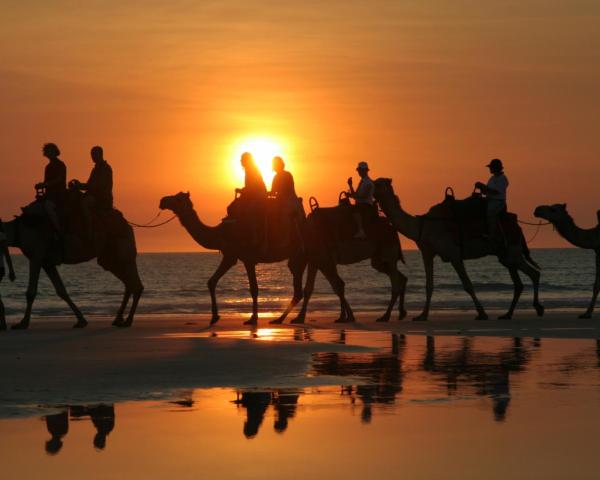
[27,143,116,256]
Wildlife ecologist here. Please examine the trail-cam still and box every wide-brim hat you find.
[357,161,369,171]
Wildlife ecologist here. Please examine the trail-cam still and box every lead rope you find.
[517,219,551,244]
[127,211,177,228]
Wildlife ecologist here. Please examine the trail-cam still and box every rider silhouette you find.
[36,143,67,234]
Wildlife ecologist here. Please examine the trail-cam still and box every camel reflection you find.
[422,336,535,421]
[44,404,115,455]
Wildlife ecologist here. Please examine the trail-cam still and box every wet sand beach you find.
[1,311,599,417]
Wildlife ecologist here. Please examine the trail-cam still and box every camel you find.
[282,198,407,324]
[374,178,544,321]
[159,192,307,325]
[0,210,143,329]
[534,204,600,318]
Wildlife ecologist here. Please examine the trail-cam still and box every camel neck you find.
[554,216,600,250]
[380,195,420,242]
[176,207,223,251]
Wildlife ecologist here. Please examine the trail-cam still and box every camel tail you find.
[521,230,541,270]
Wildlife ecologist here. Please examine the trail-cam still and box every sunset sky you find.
[1,0,599,251]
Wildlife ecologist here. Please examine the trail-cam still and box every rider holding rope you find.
[475,158,509,239]
[348,161,375,240]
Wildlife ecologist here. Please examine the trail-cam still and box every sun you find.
[230,136,287,187]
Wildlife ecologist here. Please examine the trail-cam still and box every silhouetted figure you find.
[34,143,67,234]
[45,411,69,455]
[347,161,375,239]
[273,389,300,433]
[475,158,508,239]
[71,145,114,238]
[232,152,267,248]
[238,391,271,439]
[270,156,297,206]
[89,405,115,450]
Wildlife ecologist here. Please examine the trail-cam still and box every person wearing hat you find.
[475,158,509,239]
[347,161,375,239]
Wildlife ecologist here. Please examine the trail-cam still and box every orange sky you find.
[1,1,599,251]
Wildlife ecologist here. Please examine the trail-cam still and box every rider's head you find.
[356,161,369,178]
[272,156,284,173]
[90,146,104,163]
[42,143,60,159]
[487,158,503,175]
[240,152,255,169]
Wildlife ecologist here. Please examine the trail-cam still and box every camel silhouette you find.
[374,178,544,321]
[282,197,407,324]
[0,213,143,329]
[159,192,306,325]
[535,204,600,318]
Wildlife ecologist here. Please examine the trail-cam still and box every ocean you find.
[0,249,596,319]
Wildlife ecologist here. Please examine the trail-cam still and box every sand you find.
[1,310,598,417]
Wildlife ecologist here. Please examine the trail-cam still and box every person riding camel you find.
[35,143,67,235]
[70,145,113,238]
[270,156,298,212]
[348,161,375,239]
[475,158,509,239]
[270,156,301,244]
[234,152,267,246]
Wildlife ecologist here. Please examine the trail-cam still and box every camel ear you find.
[561,203,567,210]
[386,178,392,185]
[185,191,190,198]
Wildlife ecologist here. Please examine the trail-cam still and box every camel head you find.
[159,192,193,214]
[374,178,395,201]
[534,203,569,224]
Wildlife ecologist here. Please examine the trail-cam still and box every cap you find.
[357,161,369,171]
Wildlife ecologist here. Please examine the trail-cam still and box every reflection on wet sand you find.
[34,334,600,445]
[44,405,115,455]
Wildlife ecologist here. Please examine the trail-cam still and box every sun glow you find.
[230,136,289,187]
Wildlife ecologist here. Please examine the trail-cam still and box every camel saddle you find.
[21,190,133,263]
[425,189,521,245]
[223,196,306,251]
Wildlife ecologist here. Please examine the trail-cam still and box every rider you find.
[270,156,298,212]
[475,158,509,238]
[234,152,267,245]
[71,145,113,237]
[35,143,67,234]
[347,161,375,239]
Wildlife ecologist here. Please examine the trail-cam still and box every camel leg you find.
[451,259,488,320]
[398,271,408,320]
[376,264,399,323]
[112,290,131,326]
[414,249,434,321]
[291,263,317,324]
[43,265,87,328]
[12,261,42,330]
[516,257,544,317]
[243,261,259,325]
[120,264,144,327]
[271,256,306,324]
[207,255,237,325]
[321,265,354,323]
[580,250,600,319]
[498,267,523,320]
